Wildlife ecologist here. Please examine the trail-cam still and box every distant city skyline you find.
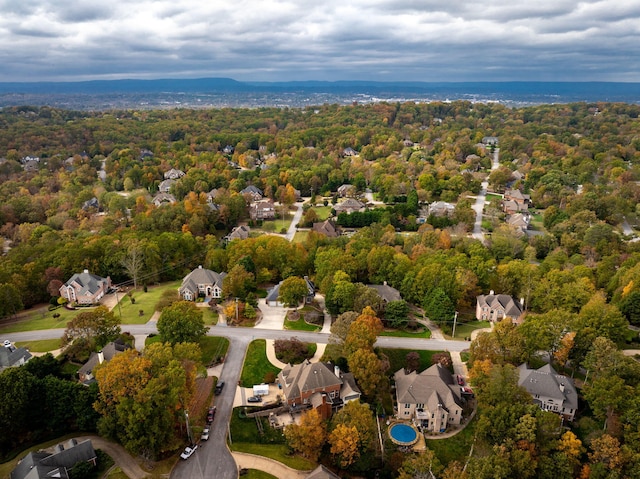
[1,0,639,83]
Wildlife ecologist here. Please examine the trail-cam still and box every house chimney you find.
[83,269,89,274]
[334,365,341,378]
[198,265,203,269]
[559,383,565,393]
[98,350,104,364]
[520,297,525,307]
[489,290,495,295]
[383,281,388,286]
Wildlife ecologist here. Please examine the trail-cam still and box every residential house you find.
[225,225,250,241]
[312,219,340,238]
[249,199,276,221]
[164,168,185,180]
[265,276,315,307]
[22,158,40,172]
[394,363,464,433]
[278,361,361,419]
[139,149,154,159]
[178,265,227,301]
[81,197,99,211]
[0,343,32,372]
[77,340,131,385]
[240,185,263,202]
[59,270,112,305]
[518,363,578,421]
[158,178,176,193]
[482,136,499,146]
[152,192,177,206]
[223,145,235,154]
[11,439,97,479]
[367,282,402,303]
[337,184,356,198]
[342,147,358,157]
[507,213,530,234]
[206,188,219,203]
[428,201,455,217]
[403,139,414,147]
[306,465,341,479]
[502,188,531,214]
[476,291,524,323]
[333,198,365,215]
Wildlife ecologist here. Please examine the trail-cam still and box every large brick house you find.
[59,270,111,305]
[278,361,361,419]
[476,291,525,323]
[178,265,226,301]
[518,363,578,421]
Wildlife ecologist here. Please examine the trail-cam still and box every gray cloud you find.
[0,0,638,82]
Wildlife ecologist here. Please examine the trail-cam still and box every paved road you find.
[285,203,304,241]
[3,324,471,352]
[471,148,500,242]
[172,336,250,479]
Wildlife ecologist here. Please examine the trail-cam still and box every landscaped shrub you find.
[274,338,314,364]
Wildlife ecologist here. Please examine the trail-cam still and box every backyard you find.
[240,339,282,386]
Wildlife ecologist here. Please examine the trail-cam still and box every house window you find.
[405,403,411,409]
[303,398,308,404]
[416,403,424,408]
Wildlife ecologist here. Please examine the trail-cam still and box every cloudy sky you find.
[1,0,639,83]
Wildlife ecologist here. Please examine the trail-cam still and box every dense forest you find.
[2,101,640,477]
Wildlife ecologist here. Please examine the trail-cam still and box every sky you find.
[1,0,639,83]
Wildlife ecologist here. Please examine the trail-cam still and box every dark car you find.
[247,396,262,403]
[207,406,216,423]
[214,381,225,395]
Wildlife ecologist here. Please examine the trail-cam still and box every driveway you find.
[285,203,304,241]
[255,299,286,330]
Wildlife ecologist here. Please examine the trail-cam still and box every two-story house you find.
[518,363,578,421]
[278,361,361,420]
[476,291,525,323]
[178,265,226,301]
[394,363,464,434]
[59,270,111,305]
[249,200,276,221]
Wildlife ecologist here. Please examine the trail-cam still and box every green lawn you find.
[231,444,314,471]
[15,338,63,352]
[444,321,490,340]
[424,415,478,466]
[311,206,332,220]
[241,470,278,479]
[112,281,181,324]
[283,318,320,332]
[292,231,309,243]
[380,328,431,339]
[0,306,89,333]
[144,335,229,365]
[379,348,440,374]
[485,193,502,201]
[240,339,282,386]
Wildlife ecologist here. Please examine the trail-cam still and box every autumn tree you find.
[330,400,377,454]
[397,449,443,479]
[348,348,385,397]
[423,287,455,323]
[329,424,359,468]
[283,409,327,461]
[121,240,145,289]
[62,305,121,350]
[222,264,255,300]
[343,307,383,357]
[157,301,206,345]
[278,276,309,307]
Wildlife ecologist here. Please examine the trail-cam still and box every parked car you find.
[457,375,465,386]
[180,445,198,460]
[3,340,11,347]
[207,406,216,423]
[247,396,262,403]
[214,381,225,395]
[201,428,210,441]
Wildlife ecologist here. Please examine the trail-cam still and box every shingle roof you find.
[11,439,96,479]
[477,294,523,318]
[280,361,343,401]
[394,364,463,411]
[518,363,578,411]
[78,341,131,380]
[307,465,341,479]
[367,284,401,302]
[0,346,32,369]
[179,266,226,296]
[63,271,109,296]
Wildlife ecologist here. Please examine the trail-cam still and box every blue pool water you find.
[389,423,417,445]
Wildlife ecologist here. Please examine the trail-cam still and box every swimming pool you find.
[389,423,419,446]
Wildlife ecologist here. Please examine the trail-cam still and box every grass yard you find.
[144,335,229,365]
[311,206,332,220]
[112,281,181,324]
[241,470,278,479]
[0,306,89,333]
[379,348,440,374]
[485,193,503,201]
[292,231,309,243]
[283,317,320,332]
[444,321,490,340]
[240,339,282,386]
[229,410,315,470]
[15,338,63,352]
[380,327,431,339]
[424,415,478,466]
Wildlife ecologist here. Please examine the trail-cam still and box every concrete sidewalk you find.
[231,452,309,479]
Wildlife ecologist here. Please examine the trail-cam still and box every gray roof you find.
[153,192,177,205]
[266,277,315,303]
[63,271,109,296]
[78,341,131,381]
[477,294,523,319]
[312,220,339,238]
[179,266,226,296]
[518,363,578,411]
[307,465,341,479]
[394,364,463,412]
[0,345,32,369]
[158,179,175,192]
[240,185,263,196]
[164,168,185,179]
[227,225,250,240]
[11,439,96,479]
[367,283,401,303]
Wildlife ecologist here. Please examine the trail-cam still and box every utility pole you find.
[235,297,239,324]
[452,311,459,338]
[185,410,193,445]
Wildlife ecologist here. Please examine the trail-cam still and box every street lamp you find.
[452,311,459,339]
